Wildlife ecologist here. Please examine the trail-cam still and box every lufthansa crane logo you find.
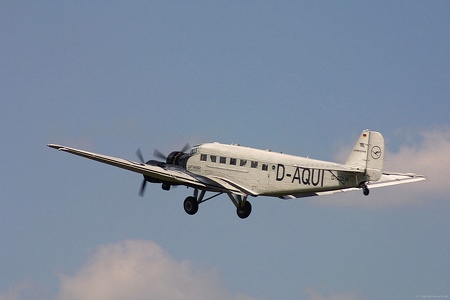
[371,146,382,159]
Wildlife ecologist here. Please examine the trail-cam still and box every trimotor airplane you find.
[48,130,425,219]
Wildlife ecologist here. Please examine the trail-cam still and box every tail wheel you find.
[363,187,370,196]
[360,183,370,196]
[237,201,252,219]
[183,196,198,215]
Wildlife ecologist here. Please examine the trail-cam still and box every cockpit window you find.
[190,147,198,155]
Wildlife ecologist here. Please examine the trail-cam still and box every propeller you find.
[180,143,191,153]
[135,148,150,197]
[153,149,167,161]
[135,143,191,197]
[153,143,190,163]
[139,178,147,197]
[136,148,145,164]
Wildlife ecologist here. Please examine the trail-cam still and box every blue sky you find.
[1,1,449,299]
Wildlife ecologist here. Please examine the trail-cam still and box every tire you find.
[237,201,252,219]
[183,196,198,215]
[360,182,370,196]
[363,188,370,196]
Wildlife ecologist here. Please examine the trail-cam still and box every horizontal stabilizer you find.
[365,172,426,188]
[281,172,426,199]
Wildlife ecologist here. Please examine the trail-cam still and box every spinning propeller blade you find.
[181,143,191,153]
[153,149,167,161]
[135,148,145,164]
[139,179,147,197]
[136,148,149,196]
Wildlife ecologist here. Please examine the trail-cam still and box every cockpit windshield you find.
[190,147,198,155]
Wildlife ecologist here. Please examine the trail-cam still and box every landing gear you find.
[182,190,223,216]
[227,193,252,219]
[183,196,198,215]
[360,183,370,196]
[237,201,252,219]
[181,190,252,219]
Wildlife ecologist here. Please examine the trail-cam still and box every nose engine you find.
[166,151,189,168]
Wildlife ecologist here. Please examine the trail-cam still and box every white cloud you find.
[56,240,254,300]
[310,127,450,208]
[384,127,450,194]
[0,280,46,300]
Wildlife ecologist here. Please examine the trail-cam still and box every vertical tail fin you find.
[345,130,384,181]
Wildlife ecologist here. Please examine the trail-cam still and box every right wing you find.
[47,144,249,195]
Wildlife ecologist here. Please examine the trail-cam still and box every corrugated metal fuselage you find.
[185,143,367,197]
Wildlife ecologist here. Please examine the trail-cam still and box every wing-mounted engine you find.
[137,143,192,195]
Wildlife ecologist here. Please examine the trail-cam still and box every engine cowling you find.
[166,151,190,168]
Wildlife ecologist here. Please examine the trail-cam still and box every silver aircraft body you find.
[48,130,425,219]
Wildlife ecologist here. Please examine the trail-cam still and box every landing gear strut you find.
[182,189,223,216]
[182,189,252,219]
[227,193,252,219]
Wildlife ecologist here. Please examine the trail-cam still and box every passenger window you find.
[251,161,258,168]
[200,154,207,161]
[240,159,247,167]
[220,157,227,164]
[210,155,217,163]
[230,158,237,165]
[262,164,268,171]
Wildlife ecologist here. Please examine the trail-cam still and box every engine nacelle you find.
[166,151,190,168]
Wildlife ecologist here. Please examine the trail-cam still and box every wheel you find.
[236,201,252,219]
[363,187,370,196]
[360,183,370,196]
[183,196,198,215]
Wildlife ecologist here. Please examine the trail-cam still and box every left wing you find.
[281,172,426,199]
[47,144,249,195]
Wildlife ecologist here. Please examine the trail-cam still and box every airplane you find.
[48,129,426,219]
